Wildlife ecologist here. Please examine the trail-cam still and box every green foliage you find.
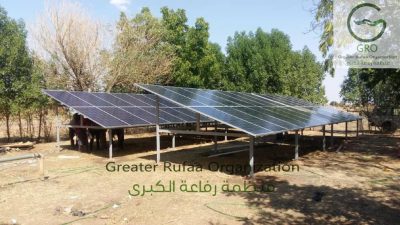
[311,0,334,75]
[341,68,400,108]
[105,8,175,92]
[161,8,225,89]
[0,6,32,122]
[224,28,326,103]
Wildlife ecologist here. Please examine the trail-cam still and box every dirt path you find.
[0,130,399,225]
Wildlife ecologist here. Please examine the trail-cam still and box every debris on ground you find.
[0,142,34,150]
[71,208,86,217]
[312,191,325,202]
[57,155,80,159]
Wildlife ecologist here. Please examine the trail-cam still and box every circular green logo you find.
[347,3,387,42]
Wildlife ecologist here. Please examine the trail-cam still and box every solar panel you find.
[135,84,361,137]
[43,90,211,128]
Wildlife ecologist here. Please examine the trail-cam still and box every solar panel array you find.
[135,84,361,137]
[43,90,210,128]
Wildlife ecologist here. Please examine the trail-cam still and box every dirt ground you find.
[0,121,399,225]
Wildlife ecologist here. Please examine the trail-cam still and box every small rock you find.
[64,207,72,214]
[71,209,86,217]
[312,191,325,202]
[112,204,119,209]
[100,215,109,219]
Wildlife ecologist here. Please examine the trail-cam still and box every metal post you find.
[39,155,45,179]
[224,127,228,141]
[322,125,326,151]
[172,134,176,150]
[361,119,364,135]
[108,129,113,159]
[356,119,359,137]
[213,121,218,151]
[196,113,200,131]
[295,130,299,160]
[249,136,254,177]
[345,122,348,139]
[330,124,334,147]
[156,97,160,163]
[56,106,60,151]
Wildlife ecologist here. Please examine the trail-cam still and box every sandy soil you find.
[0,121,399,225]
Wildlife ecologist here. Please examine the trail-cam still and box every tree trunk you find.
[5,113,11,142]
[38,109,43,141]
[18,111,23,139]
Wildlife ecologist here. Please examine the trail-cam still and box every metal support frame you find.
[214,121,218,151]
[330,124,334,147]
[345,122,348,139]
[224,127,228,141]
[322,125,326,151]
[158,129,248,138]
[56,106,60,151]
[108,129,113,159]
[156,96,161,163]
[172,135,176,150]
[361,119,364,135]
[249,136,254,177]
[356,119,359,137]
[294,130,299,160]
[196,113,201,131]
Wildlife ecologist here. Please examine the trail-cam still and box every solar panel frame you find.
[43,90,211,129]
[135,84,362,137]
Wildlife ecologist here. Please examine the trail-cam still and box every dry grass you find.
[0,121,399,225]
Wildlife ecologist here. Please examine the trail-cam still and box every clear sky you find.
[0,0,346,102]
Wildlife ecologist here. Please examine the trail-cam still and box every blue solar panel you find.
[43,90,211,128]
[135,84,361,136]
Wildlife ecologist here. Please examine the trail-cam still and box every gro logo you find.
[347,3,387,42]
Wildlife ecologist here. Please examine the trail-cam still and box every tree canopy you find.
[224,28,326,103]
[0,6,33,140]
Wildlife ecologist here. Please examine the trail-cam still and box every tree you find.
[161,7,225,89]
[31,1,105,91]
[224,28,326,103]
[104,8,175,92]
[0,6,32,141]
[341,68,400,108]
[310,0,334,75]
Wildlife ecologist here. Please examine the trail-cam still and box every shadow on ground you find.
[214,176,400,225]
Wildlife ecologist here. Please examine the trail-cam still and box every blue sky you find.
[0,0,346,102]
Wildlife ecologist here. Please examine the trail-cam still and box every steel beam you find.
[158,129,248,138]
